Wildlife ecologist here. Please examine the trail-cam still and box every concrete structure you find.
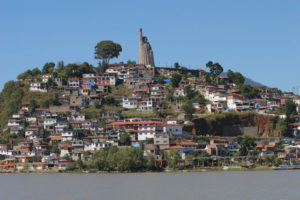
[138,28,155,67]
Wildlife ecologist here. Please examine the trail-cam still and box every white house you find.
[42,74,52,83]
[68,114,86,122]
[7,120,20,128]
[62,131,76,141]
[137,125,164,141]
[227,94,244,111]
[122,97,138,109]
[84,142,112,152]
[138,100,153,112]
[164,124,182,136]
[174,87,185,97]
[43,119,57,129]
[29,83,47,92]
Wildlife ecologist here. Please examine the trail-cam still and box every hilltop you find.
[0,32,299,172]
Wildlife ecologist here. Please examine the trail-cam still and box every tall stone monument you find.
[138,28,155,67]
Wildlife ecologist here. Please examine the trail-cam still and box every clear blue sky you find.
[0,0,299,92]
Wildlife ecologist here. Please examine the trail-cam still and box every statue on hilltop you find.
[138,28,155,67]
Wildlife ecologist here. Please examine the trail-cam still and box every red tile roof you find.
[108,121,164,126]
[169,146,184,149]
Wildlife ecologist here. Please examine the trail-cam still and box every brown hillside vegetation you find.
[185,112,282,137]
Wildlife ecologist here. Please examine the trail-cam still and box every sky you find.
[0,0,299,93]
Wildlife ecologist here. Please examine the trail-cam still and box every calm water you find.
[0,170,299,200]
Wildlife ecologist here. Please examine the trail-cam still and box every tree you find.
[63,154,72,161]
[63,62,94,78]
[184,85,196,99]
[53,93,61,106]
[170,73,182,88]
[46,78,57,89]
[42,62,55,74]
[119,132,131,146]
[0,81,24,129]
[206,61,223,78]
[233,72,245,85]
[174,62,180,69]
[144,153,155,170]
[105,95,117,105]
[91,149,108,170]
[227,70,245,85]
[75,158,85,170]
[182,100,196,121]
[94,40,122,64]
[96,62,109,74]
[29,100,38,115]
[127,60,136,65]
[285,98,296,119]
[157,76,165,84]
[31,68,41,76]
[236,135,256,156]
[57,61,64,71]
[166,88,174,101]
[197,151,209,158]
[227,69,235,82]
[17,70,33,80]
[239,84,258,99]
[166,149,179,170]
[93,100,101,109]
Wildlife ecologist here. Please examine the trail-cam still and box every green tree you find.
[206,61,223,79]
[144,153,155,170]
[91,149,108,170]
[57,61,64,71]
[46,78,57,88]
[42,62,55,74]
[94,40,122,64]
[119,132,131,146]
[227,69,234,82]
[174,62,180,69]
[227,70,245,85]
[166,149,180,170]
[105,95,116,105]
[157,76,165,84]
[53,93,61,106]
[236,135,256,156]
[197,151,209,157]
[204,72,213,85]
[170,73,182,88]
[127,60,136,65]
[93,100,101,109]
[184,85,196,99]
[182,100,195,121]
[75,158,85,170]
[285,98,296,119]
[17,70,33,80]
[63,154,72,161]
[96,62,109,74]
[233,72,245,85]
[31,68,41,76]
[0,81,24,129]
[166,88,174,101]
[239,84,258,99]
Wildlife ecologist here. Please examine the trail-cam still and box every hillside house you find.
[97,74,116,87]
[68,77,81,88]
[29,83,47,93]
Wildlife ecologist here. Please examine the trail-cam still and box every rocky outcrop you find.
[187,112,282,137]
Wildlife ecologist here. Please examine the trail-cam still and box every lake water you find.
[0,170,299,200]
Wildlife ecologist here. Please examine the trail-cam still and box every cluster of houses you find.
[1,63,300,172]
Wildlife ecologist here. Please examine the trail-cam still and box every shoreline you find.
[0,166,275,174]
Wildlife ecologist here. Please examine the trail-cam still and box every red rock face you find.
[190,113,282,137]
